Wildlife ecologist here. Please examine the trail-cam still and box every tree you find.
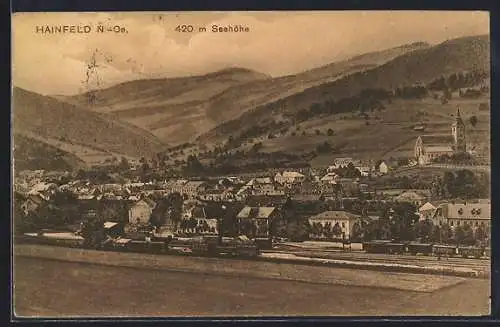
[416,219,434,241]
[186,155,204,174]
[286,220,309,242]
[119,157,130,170]
[327,128,334,136]
[332,222,342,238]
[351,221,363,241]
[431,225,441,243]
[475,225,487,245]
[441,223,453,244]
[463,223,475,245]
[443,88,452,100]
[469,115,478,127]
[454,225,465,245]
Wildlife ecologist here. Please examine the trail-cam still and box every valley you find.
[11,35,489,171]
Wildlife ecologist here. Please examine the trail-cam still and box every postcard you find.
[11,11,491,318]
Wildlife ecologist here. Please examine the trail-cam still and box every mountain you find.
[60,42,429,145]
[12,87,167,163]
[204,35,489,141]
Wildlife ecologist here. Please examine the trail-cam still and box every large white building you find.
[431,202,490,232]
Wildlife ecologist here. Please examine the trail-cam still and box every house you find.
[236,185,252,201]
[103,221,124,238]
[418,201,447,221]
[182,206,218,235]
[296,181,322,196]
[128,198,157,225]
[181,181,207,198]
[418,202,438,221]
[236,206,279,240]
[274,171,306,185]
[246,177,279,196]
[198,189,225,201]
[21,194,45,216]
[28,182,58,200]
[394,191,427,206]
[356,165,373,177]
[378,161,389,174]
[308,210,362,240]
[320,172,340,183]
[414,108,467,165]
[432,202,490,234]
[328,157,359,171]
[164,179,188,194]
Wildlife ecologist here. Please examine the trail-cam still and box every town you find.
[14,109,491,254]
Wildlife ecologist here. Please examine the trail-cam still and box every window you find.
[450,221,454,226]
[475,221,479,227]
[342,222,345,228]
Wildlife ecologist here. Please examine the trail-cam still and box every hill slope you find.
[12,87,166,160]
[61,43,429,145]
[13,133,84,171]
[204,35,489,141]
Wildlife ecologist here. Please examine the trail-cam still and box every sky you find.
[12,11,489,95]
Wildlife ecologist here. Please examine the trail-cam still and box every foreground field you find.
[14,257,489,317]
[14,244,470,291]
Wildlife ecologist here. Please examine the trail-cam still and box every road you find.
[13,256,490,317]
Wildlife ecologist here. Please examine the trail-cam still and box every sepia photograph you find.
[11,11,491,318]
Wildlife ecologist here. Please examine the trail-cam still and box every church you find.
[414,108,466,165]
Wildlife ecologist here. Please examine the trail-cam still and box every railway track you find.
[264,249,490,271]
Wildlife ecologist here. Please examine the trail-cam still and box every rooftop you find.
[436,202,490,220]
[237,206,276,219]
[309,211,360,221]
[419,134,455,146]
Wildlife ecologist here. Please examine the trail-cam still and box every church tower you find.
[451,107,466,153]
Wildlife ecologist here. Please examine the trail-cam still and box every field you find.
[13,256,490,317]
[248,94,490,166]
[16,131,138,166]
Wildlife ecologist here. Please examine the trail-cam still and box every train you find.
[17,231,261,258]
[362,240,489,259]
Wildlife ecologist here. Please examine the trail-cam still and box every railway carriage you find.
[432,245,457,257]
[385,242,406,255]
[362,240,392,253]
[457,246,484,259]
[407,243,433,256]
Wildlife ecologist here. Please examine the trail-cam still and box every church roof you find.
[426,145,454,153]
[420,134,455,146]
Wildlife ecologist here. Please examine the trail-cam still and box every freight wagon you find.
[363,241,487,259]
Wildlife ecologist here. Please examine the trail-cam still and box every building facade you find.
[414,108,467,165]
[128,198,156,225]
[308,210,362,240]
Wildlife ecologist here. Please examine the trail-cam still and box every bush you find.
[469,115,478,127]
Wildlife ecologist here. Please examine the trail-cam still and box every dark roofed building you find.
[236,206,280,244]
